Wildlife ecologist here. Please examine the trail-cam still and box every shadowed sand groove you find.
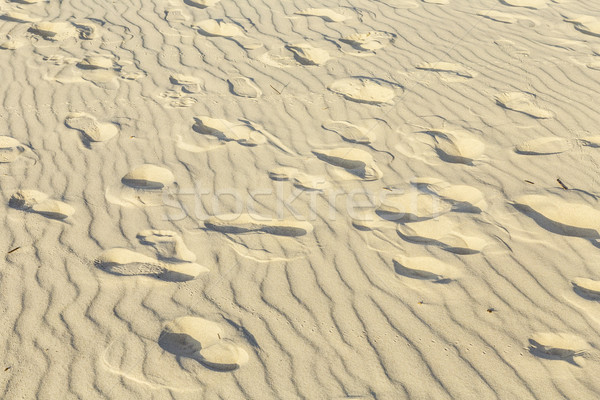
[204,213,313,236]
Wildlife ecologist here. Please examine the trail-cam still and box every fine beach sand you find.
[2,0,600,398]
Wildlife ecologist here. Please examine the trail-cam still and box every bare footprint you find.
[95,248,207,282]
[170,74,203,94]
[65,112,118,143]
[9,189,75,220]
[312,147,383,180]
[159,316,248,371]
[136,230,197,262]
[204,213,313,236]
[227,77,262,98]
[495,92,553,119]
[328,77,399,104]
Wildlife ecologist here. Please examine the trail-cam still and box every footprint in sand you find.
[96,230,207,282]
[28,21,80,41]
[499,0,546,9]
[170,74,203,94]
[312,147,383,181]
[107,164,176,207]
[204,213,313,237]
[416,62,477,79]
[422,129,485,165]
[393,255,457,283]
[0,136,29,163]
[268,167,329,191]
[9,190,75,220]
[184,0,221,8]
[65,112,118,143]
[295,8,350,22]
[159,316,248,371]
[164,9,189,23]
[397,216,487,254]
[227,77,262,98]
[121,164,175,190]
[195,20,262,50]
[285,43,330,65]
[563,15,600,37]
[340,31,395,53]
[77,56,120,90]
[376,191,451,222]
[192,116,266,145]
[572,278,600,300]
[514,137,572,155]
[513,195,600,239]
[158,90,197,108]
[328,77,400,104]
[412,178,487,213]
[495,92,553,119]
[529,332,590,366]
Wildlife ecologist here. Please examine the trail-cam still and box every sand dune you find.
[2,0,600,397]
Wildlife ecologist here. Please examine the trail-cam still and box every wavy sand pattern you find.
[2,0,600,398]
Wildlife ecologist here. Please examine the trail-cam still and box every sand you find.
[1,0,600,398]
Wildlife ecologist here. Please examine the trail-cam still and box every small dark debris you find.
[270,85,281,94]
[4,367,10,371]
[7,247,20,254]
[487,308,496,313]
[417,301,424,305]
[524,180,534,185]
[557,178,568,190]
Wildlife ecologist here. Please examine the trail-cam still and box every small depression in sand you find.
[159,317,249,371]
[9,190,75,220]
[328,77,399,104]
[96,230,207,282]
